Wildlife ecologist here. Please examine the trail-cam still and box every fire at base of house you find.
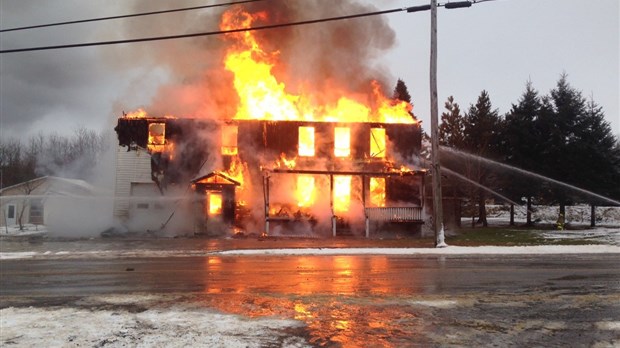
[113,116,426,237]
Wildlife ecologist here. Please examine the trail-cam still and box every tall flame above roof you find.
[220,5,416,124]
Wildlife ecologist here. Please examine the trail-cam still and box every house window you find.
[369,177,386,207]
[298,126,315,157]
[221,125,238,156]
[7,205,15,219]
[29,199,44,224]
[148,123,166,152]
[333,175,352,214]
[207,192,223,216]
[370,128,386,158]
[334,127,351,157]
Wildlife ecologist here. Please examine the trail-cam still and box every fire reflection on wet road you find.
[2,254,620,347]
[197,255,433,346]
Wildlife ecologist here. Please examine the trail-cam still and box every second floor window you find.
[370,128,386,158]
[298,126,315,157]
[334,127,351,157]
[221,125,238,156]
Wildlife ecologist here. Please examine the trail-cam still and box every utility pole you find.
[408,0,480,247]
[430,0,447,247]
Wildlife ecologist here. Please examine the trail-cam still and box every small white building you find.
[0,176,110,235]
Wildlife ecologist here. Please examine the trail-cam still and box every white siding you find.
[113,147,153,218]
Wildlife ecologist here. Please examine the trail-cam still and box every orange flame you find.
[369,177,386,207]
[125,108,148,119]
[334,127,351,158]
[220,7,416,124]
[275,153,297,169]
[333,176,352,213]
[207,192,223,215]
[296,175,316,208]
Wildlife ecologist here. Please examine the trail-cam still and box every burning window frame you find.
[298,126,315,157]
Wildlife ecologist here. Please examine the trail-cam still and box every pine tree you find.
[392,78,418,124]
[393,78,412,104]
[501,81,543,225]
[439,96,465,148]
[573,97,620,204]
[462,90,502,227]
[541,74,588,217]
[534,74,620,223]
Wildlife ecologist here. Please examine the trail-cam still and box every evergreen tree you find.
[501,81,543,225]
[439,96,465,148]
[392,78,419,125]
[393,78,412,104]
[534,74,620,222]
[462,90,502,227]
[540,74,588,216]
[572,97,620,203]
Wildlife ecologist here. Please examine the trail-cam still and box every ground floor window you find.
[7,205,15,219]
[29,199,44,224]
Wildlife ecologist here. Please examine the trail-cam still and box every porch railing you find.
[365,207,423,222]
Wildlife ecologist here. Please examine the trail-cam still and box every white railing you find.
[365,207,423,222]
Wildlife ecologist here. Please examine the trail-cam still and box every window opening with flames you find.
[333,175,352,214]
[207,191,223,216]
[298,126,315,157]
[221,125,239,156]
[148,123,166,152]
[370,128,386,158]
[334,127,351,158]
[369,177,386,207]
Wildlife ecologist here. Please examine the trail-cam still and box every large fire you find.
[121,4,420,232]
[220,7,416,124]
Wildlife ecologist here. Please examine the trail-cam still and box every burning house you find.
[112,2,427,237]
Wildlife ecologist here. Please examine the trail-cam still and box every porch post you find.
[263,171,270,236]
[330,174,336,237]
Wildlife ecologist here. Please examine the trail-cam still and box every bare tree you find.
[16,179,44,231]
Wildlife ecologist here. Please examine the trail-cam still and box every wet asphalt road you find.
[2,252,620,346]
[1,254,619,298]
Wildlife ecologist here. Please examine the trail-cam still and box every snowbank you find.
[215,245,620,256]
[1,244,619,261]
[1,303,308,348]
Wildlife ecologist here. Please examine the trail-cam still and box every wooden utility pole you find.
[430,0,447,247]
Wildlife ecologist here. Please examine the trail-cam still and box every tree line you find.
[436,74,620,226]
[0,127,109,189]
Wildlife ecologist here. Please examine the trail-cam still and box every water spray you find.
[440,146,620,206]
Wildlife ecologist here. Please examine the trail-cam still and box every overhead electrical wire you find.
[0,7,404,54]
[0,0,265,33]
[0,1,494,54]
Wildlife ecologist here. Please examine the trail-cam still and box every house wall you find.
[114,147,153,219]
[114,118,424,234]
[1,178,49,227]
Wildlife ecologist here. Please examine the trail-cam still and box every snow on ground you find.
[0,297,309,348]
[1,244,619,261]
[0,224,48,237]
[214,245,620,256]
[485,204,620,227]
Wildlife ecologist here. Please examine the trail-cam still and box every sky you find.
[1,0,618,140]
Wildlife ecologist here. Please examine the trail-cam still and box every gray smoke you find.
[111,0,398,118]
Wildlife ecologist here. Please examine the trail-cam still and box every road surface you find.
[2,252,619,346]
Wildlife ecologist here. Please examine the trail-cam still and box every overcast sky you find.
[1,0,618,140]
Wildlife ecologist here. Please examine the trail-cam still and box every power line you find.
[0,1,494,54]
[0,7,406,54]
[0,0,264,33]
